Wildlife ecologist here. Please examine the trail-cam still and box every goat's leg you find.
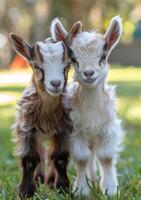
[86,153,98,182]
[97,144,118,197]
[74,159,90,196]
[34,144,45,184]
[46,151,70,192]
[46,156,56,188]
[19,134,40,199]
[46,134,70,192]
[98,156,117,196]
[46,115,73,192]
[97,119,123,196]
[53,150,69,191]
[71,136,91,196]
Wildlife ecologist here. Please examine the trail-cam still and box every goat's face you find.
[34,40,69,96]
[50,16,122,88]
[70,33,108,87]
[9,35,70,96]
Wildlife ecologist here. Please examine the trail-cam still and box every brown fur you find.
[13,71,73,198]
[10,33,73,198]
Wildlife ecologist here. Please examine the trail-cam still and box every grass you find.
[0,67,141,200]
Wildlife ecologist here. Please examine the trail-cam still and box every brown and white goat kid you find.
[9,34,72,198]
[51,16,124,196]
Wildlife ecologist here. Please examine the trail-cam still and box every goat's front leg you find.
[34,144,45,184]
[19,134,40,199]
[97,119,123,197]
[86,152,98,182]
[46,154,56,188]
[71,135,91,196]
[46,150,70,192]
[98,156,117,196]
[46,134,70,192]
[53,150,70,191]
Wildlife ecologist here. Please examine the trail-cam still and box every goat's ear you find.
[50,18,68,42]
[68,21,82,43]
[9,33,31,60]
[104,16,122,51]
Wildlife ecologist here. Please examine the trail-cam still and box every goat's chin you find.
[80,75,106,88]
[82,82,98,88]
[46,88,62,97]
[79,78,99,88]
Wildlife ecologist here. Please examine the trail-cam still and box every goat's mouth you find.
[81,77,97,84]
[46,87,62,95]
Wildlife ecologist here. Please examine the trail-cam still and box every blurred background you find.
[0,1,141,199]
[1,0,141,68]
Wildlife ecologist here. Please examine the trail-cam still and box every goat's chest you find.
[70,98,113,138]
[35,119,56,139]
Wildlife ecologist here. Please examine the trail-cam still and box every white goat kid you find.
[51,16,124,197]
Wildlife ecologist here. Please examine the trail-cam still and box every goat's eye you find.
[65,63,71,68]
[99,55,106,65]
[68,48,79,66]
[33,65,40,70]
[71,56,77,64]
[71,57,79,67]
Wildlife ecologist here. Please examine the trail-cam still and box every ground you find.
[0,66,141,200]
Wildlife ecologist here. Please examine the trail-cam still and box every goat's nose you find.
[84,70,94,78]
[50,80,61,88]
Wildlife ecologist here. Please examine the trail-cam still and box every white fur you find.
[50,17,67,41]
[66,81,124,196]
[64,16,123,197]
[71,32,108,88]
[104,16,122,53]
[38,41,64,57]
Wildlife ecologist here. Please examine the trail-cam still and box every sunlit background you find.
[0,0,141,199]
[1,0,141,68]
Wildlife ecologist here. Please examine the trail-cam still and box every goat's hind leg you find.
[19,134,40,199]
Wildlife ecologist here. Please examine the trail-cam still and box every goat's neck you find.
[36,88,62,117]
[32,76,60,110]
[78,81,105,109]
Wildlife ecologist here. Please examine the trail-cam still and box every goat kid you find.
[9,34,72,198]
[51,16,124,197]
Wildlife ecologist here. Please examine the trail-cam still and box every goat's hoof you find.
[19,182,37,199]
[46,175,55,189]
[35,173,45,184]
[102,184,117,197]
[73,180,90,197]
[55,177,70,193]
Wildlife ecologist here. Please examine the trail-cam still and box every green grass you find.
[0,67,141,200]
